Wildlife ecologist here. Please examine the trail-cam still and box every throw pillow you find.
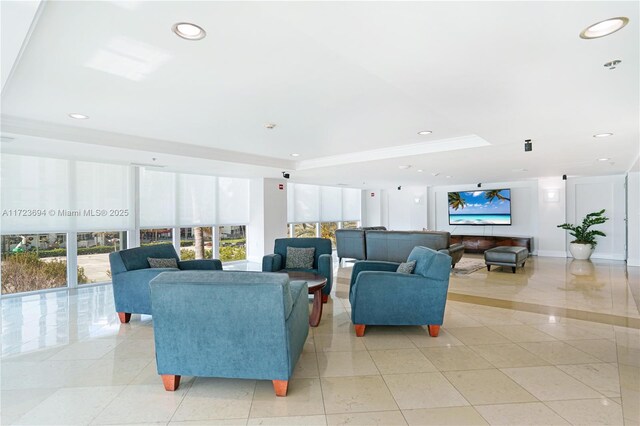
[396,260,416,274]
[285,247,315,269]
[148,257,178,268]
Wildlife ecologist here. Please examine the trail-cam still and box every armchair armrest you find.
[439,243,464,266]
[317,254,333,294]
[262,254,283,272]
[178,259,223,271]
[350,260,400,288]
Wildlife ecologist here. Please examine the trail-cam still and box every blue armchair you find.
[150,270,309,397]
[262,238,333,302]
[349,246,451,337]
[109,244,222,323]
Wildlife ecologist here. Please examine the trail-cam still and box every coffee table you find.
[286,272,327,327]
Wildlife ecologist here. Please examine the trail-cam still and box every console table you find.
[451,235,532,254]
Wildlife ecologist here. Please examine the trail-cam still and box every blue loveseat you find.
[349,246,451,337]
[150,270,309,397]
[109,244,222,323]
[262,238,333,302]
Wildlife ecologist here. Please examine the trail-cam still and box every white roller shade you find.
[139,169,176,227]
[217,177,250,225]
[287,183,362,223]
[1,154,71,233]
[177,173,216,226]
[342,188,362,220]
[288,183,320,223]
[75,161,132,231]
[320,186,342,221]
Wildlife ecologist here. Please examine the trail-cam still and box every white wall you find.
[566,175,626,260]
[247,178,288,262]
[362,189,382,227]
[628,170,640,266]
[383,186,428,230]
[428,180,539,253]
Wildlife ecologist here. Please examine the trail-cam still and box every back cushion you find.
[119,244,179,271]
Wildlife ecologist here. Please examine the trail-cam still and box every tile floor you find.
[1,257,639,425]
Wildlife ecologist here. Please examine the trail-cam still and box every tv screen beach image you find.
[448,189,511,225]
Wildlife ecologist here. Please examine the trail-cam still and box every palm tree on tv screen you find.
[448,192,466,210]
[484,190,511,202]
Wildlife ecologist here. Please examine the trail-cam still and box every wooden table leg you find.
[309,287,323,327]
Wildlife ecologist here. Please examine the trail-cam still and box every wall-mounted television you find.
[448,189,511,225]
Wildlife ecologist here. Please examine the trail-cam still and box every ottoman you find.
[484,246,529,273]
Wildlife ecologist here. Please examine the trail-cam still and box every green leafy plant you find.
[557,209,609,248]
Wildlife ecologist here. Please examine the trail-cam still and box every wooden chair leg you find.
[322,294,329,303]
[512,266,516,273]
[486,265,491,271]
[118,312,131,323]
[354,324,366,337]
[161,374,181,391]
[428,325,440,337]
[272,380,288,397]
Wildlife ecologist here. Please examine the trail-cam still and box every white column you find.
[626,170,640,266]
[172,227,181,256]
[246,178,288,262]
[66,232,78,288]
[127,166,141,248]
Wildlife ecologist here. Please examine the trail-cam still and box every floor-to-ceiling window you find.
[77,231,126,284]
[179,227,214,260]
[219,225,246,261]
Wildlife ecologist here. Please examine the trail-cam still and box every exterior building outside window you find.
[77,231,126,284]
[342,221,360,229]
[140,228,173,246]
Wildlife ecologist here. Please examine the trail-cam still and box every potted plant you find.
[557,209,609,260]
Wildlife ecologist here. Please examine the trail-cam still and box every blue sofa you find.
[349,246,451,337]
[150,270,309,397]
[109,244,222,323]
[262,238,333,302]
[335,226,386,264]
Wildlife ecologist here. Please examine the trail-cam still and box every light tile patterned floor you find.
[1,258,639,425]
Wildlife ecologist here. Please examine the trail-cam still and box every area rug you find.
[451,258,485,275]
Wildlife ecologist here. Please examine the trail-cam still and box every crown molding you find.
[295,135,491,170]
[1,115,295,170]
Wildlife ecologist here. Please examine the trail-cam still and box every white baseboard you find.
[628,259,640,267]
[590,253,626,261]
[536,250,568,258]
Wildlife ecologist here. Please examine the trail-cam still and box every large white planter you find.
[569,243,593,260]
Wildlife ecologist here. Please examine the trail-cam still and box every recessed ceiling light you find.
[597,158,610,162]
[290,153,300,157]
[68,113,89,119]
[172,22,206,40]
[418,130,432,135]
[431,172,440,176]
[445,175,452,179]
[512,168,528,172]
[264,123,277,129]
[580,17,629,39]
[398,165,412,170]
[593,133,613,138]
[417,169,424,173]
